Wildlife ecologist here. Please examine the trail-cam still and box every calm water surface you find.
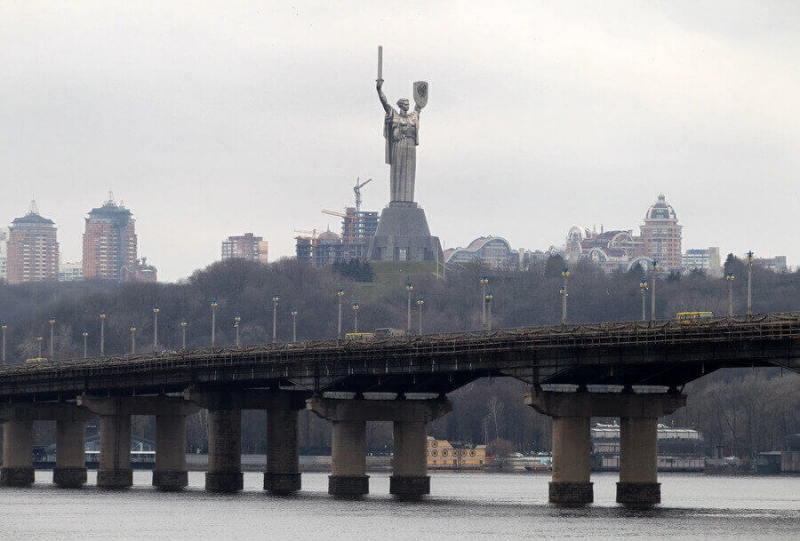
[0,471,796,540]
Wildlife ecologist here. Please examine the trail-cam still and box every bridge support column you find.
[550,415,593,504]
[206,407,243,492]
[0,420,34,487]
[153,414,189,491]
[308,396,452,498]
[330,420,369,496]
[264,392,303,494]
[54,420,87,488]
[97,412,133,488]
[617,416,660,505]
[390,420,430,497]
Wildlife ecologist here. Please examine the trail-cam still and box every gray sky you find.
[2,1,798,281]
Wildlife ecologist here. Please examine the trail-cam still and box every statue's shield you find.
[413,81,429,109]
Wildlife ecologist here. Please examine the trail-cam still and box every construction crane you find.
[353,178,372,215]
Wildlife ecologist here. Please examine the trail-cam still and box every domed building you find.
[640,194,682,271]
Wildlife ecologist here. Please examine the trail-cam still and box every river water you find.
[0,471,796,540]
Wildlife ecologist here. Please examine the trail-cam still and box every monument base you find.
[367,202,442,263]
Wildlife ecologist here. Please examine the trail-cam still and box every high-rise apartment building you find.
[221,233,268,263]
[640,194,682,271]
[6,201,59,284]
[82,195,137,281]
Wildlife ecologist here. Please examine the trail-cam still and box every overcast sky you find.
[2,1,798,281]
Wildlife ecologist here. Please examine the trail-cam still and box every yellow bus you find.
[676,311,713,323]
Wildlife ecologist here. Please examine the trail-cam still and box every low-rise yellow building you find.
[427,437,487,470]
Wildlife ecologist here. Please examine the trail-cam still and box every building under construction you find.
[296,179,379,267]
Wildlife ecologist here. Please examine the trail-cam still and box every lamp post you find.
[37,336,43,359]
[210,300,218,347]
[130,325,137,355]
[272,294,280,343]
[1,323,7,365]
[152,305,160,348]
[291,308,298,343]
[726,272,736,317]
[352,301,359,333]
[746,251,754,318]
[337,288,345,340]
[405,280,414,334]
[82,330,89,359]
[650,260,658,321]
[99,311,106,356]
[485,291,494,331]
[480,275,489,330]
[181,319,187,350]
[639,279,649,321]
[48,316,56,359]
[417,295,424,335]
[234,315,241,347]
[560,268,570,325]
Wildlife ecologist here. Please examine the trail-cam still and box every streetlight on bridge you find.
[272,294,280,343]
[152,305,160,349]
[650,261,659,321]
[181,319,188,350]
[726,272,736,317]
[99,311,106,356]
[130,325,137,355]
[82,330,89,359]
[746,251,754,318]
[234,315,241,347]
[416,295,424,335]
[352,301,360,333]
[49,317,56,359]
[37,336,43,359]
[560,268,569,325]
[406,280,414,334]
[210,300,218,347]
[291,308,298,343]
[480,275,489,330]
[336,288,345,340]
[639,279,649,321]
[485,291,494,331]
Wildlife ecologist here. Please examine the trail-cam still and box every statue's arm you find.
[377,80,392,114]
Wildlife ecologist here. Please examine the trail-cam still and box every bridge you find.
[0,313,797,505]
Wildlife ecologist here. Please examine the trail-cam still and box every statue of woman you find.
[377,79,422,203]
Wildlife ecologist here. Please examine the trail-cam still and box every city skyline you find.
[1,2,798,281]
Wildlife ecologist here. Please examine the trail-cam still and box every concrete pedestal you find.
[206,408,243,493]
[55,419,87,488]
[616,482,661,505]
[1,420,34,487]
[389,475,430,496]
[329,475,370,496]
[265,396,301,494]
[367,202,443,262]
[97,469,133,488]
[549,482,594,504]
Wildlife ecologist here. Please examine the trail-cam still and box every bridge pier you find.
[79,395,199,490]
[0,420,34,487]
[617,416,660,505]
[526,390,685,506]
[264,392,304,495]
[0,403,95,488]
[54,420,88,488]
[308,396,452,497]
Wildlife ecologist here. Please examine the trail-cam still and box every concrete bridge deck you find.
[0,312,797,399]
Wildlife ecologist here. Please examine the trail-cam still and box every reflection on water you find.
[0,471,796,540]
